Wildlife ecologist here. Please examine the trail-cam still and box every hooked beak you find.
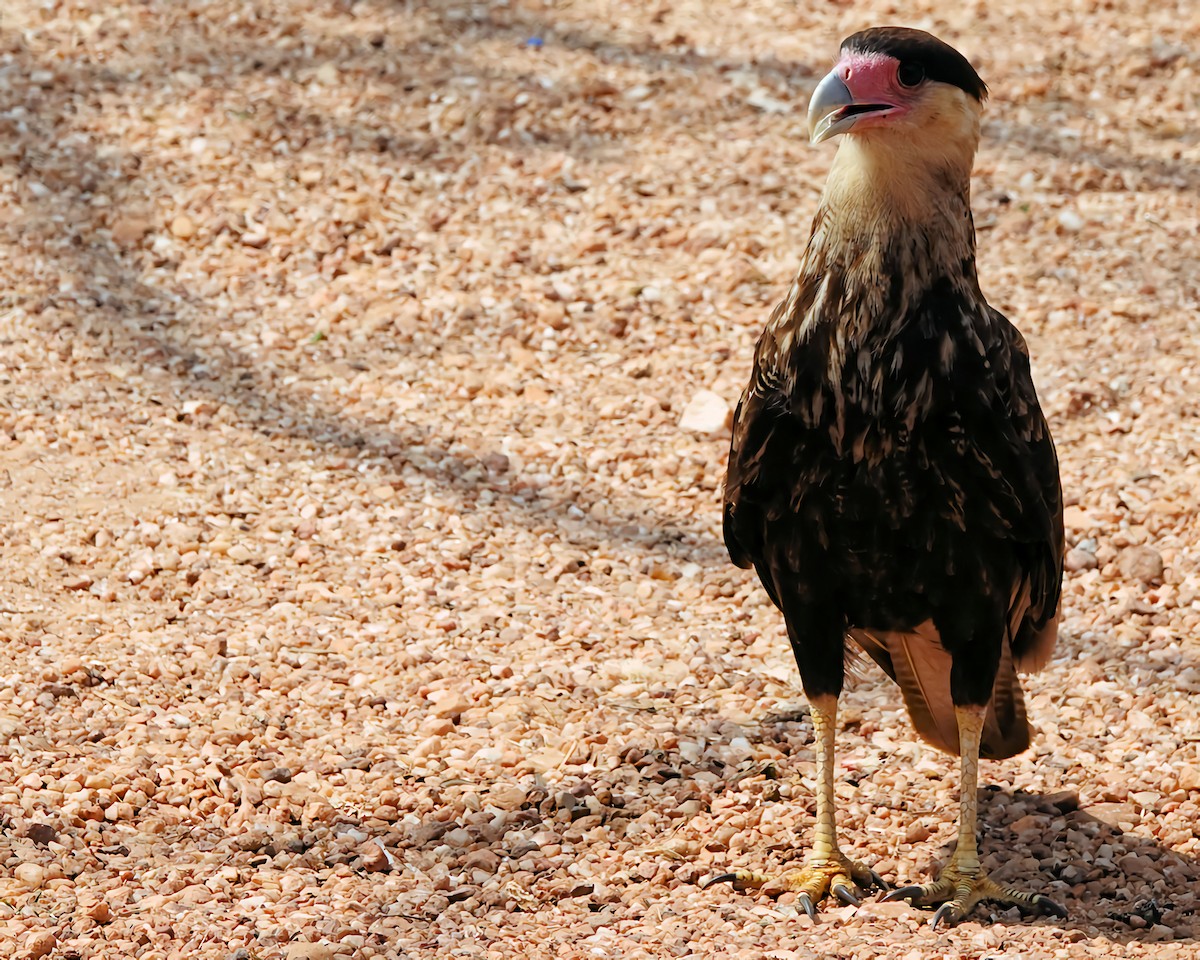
[807,70,894,144]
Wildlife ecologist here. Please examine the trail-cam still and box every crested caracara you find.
[712,27,1065,926]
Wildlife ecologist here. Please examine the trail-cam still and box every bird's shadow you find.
[917,786,1200,942]
[740,710,1197,942]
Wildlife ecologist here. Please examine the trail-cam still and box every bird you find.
[709,27,1065,927]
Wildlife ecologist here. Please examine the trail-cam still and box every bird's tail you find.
[849,624,1031,760]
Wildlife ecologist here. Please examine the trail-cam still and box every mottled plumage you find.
[713,28,1066,924]
[724,33,1061,760]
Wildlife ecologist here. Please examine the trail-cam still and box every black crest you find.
[842,26,988,102]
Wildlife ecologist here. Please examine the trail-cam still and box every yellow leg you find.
[884,705,1067,927]
[704,695,886,915]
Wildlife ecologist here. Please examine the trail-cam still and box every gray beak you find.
[807,71,857,144]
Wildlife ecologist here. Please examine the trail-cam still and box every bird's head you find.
[808,27,987,172]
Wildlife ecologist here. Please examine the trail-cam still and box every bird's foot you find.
[883,863,1067,929]
[704,852,887,917]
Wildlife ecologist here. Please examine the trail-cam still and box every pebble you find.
[285,946,333,960]
[356,840,391,872]
[170,215,198,239]
[110,216,152,245]
[15,864,46,889]
[678,389,732,436]
[463,849,501,873]
[904,822,932,843]
[429,692,470,720]
[1057,209,1085,232]
[1118,546,1164,583]
[1064,547,1098,571]
[24,823,58,845]
[1009,814,1043,836]
[1177,765,1200,792]
[487,783,528,810]
[23,932,56,959]
[424,717,455,737]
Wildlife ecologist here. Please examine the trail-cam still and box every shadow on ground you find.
[4,4,1193,567]
[385,690,1198,943]
[897,785,1199,941]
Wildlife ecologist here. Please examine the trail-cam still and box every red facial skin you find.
[833,52,919,129]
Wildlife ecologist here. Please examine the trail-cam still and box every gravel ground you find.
[0,0,1198,957]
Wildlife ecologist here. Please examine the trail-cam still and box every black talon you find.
[797,892,817,919]
[930,902,958,930]
[833,883,860,906]
[882,885,923,904]
[868,869,889,890]
[702,873,740,890]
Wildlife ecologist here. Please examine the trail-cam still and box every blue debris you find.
[525,36,544,48]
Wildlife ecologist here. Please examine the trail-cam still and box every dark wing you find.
[723,304,796,598]
[724,213,829,588]
[982,308,1063,670]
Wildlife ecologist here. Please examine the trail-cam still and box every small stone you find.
[177,883,213,904]
[170,215,197,239]
[24,823,58,845]
[1044,789,1080,813]
[111,216,152,246]
[408,820,454,845]
[1057,209,1085,232]
[285,946,333,960]
[429,691,469,719]
[540,302,568,330]
[443,827,473,847]
[424,717,454,737]
[1064,547,1098,571]
[678,389,731,436]
[1130,791,1161,810]
[482,453,510,474]
[1062,506,1097,530]
[24,932,56,959]
[1118,546,1164,584]
[746,88,790,114]
[1177,765,1200,792]
[15,863,46,888]
[1009,814,1043,836]
[86,899,112,924]
[463,848,500,873]
[356,840,391,872]
[1088,802,1139,827]
[487,783,527,809]
[412,735,442,759]
[858,899,911,919]
[904,822,932,843]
